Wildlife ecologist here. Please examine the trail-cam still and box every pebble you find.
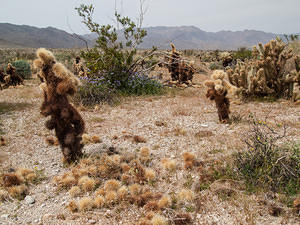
[24,196,35,204]
[200,124,208,127]
[88,219,96,224]
[1,214,9,219]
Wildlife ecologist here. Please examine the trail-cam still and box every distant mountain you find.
[139,26,286,50]
[0,23,296,50]
[0,23,88,48]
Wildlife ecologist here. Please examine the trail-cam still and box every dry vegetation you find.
[0,46,299,225]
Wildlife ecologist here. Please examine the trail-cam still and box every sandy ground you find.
[0,75,299,225]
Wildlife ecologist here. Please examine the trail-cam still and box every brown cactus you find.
[34,48,85,163]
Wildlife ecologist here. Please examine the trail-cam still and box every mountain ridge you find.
[0,23,297,50]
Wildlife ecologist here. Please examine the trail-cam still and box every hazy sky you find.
[1,0,299,35]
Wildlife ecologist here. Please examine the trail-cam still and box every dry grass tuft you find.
[60,175,77,189]
[105,191,117,204]
[117,186,128,200]
[161,158,177,171]
[129,183,142,196]
[137,218,152,225]
[121,163,131,173]
[177,189,195,202]
[139,146,150,163]
[145,168,156,181]
[94,195,105,208]
[78,197,94,211]
[68,186,81,197]
[78,176,96,192]
[67,200,78,213]
[0,189,8,201]
[95,187,106,196]
[157,195,171,209]
[8,184,28,200]
[81,134,101,144]
[81,133,90,145]
[151,214,168,225]
[173,127,187,136]
[104,179,121,191]
[1,173,22,187]
[91,135,101,143]
[133,135,147,143]
[182,152,196,170]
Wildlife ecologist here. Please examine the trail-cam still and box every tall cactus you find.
[34,48,85,163]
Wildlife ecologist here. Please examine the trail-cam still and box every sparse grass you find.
[89,116,105,123]
[0,102,32,115]
[234,117,300,204]
[208,148,224,155]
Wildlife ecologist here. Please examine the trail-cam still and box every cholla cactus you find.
[0,63,24,88]
[34,48,85,163]
[168,43,195,84]
[227,38,299,98]
[73,56,87,77]
[204,70,237,123]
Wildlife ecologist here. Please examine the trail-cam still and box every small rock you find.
[41,203,46,207]
[88,219,96,224]
[1,214,9,219]
[200,124,208,127]
[24,196,35,204]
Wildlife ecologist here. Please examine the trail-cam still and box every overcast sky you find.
[1,0,299,35]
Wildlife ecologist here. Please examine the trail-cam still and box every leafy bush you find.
[73,77,117,106]
[12,60,31,79]
[74,74,164,105]
[119,73,164,95]
[234,115,300,197]
[233,47,252,61]
[75,4,162,100]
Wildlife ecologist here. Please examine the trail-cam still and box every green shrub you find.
[233,47,252,61]
[73,77,117,106]
[234,115,300,197]
[73,74,164,105]
[75,4,161,100]
[118,73,164,95]
[11,60,31,79]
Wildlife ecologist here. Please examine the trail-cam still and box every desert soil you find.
[0,74,299,225]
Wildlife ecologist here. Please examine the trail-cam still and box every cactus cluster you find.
[168,43,195,84]
[226,38,299,98]
[34,48,85,163]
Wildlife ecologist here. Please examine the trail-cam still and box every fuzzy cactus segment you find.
[34,48,85,163]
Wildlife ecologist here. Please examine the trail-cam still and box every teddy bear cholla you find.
[34,48,85,163]
[204,70,237,123]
